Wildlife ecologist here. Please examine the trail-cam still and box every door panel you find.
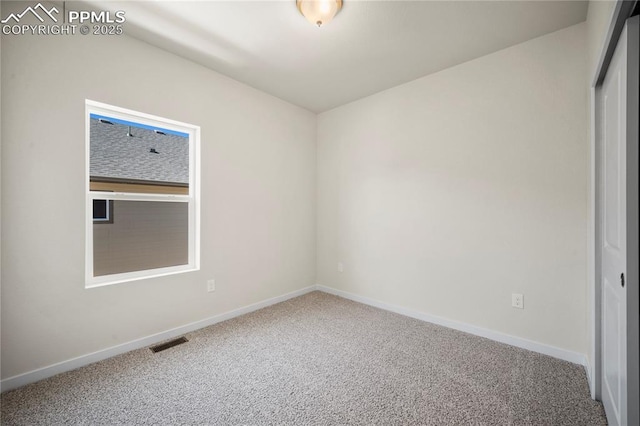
[601,19,628,426]
[604,74,621,251]
[603,277,622,419]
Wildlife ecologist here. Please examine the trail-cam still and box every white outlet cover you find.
[511,293,523,309]
[337,262,344,273]
[207,279,215,292]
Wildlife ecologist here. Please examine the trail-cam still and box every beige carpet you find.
[1,291,607,425]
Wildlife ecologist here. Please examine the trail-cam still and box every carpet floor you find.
[1,291,607,425]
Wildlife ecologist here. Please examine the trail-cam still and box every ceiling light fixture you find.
[296,0,342,28]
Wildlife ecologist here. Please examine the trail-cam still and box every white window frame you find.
[85,100,200,288]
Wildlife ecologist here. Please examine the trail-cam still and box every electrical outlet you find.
[207,279,215,293]
[512,293,523,309]
[337,262,344,273]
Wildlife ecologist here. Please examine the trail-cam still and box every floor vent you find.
[150,337,188,353]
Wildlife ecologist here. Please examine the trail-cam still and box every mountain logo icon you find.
[1,3,59,24]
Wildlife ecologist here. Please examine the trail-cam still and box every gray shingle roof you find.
[90,118,189,185]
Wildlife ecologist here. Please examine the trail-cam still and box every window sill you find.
[85,264,199,289]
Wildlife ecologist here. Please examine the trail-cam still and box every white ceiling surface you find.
[89,1,588,113]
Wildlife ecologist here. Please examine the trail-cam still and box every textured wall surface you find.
[1,25,317,379]
[317,24,588,354]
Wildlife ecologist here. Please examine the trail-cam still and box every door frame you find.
[591,2,639,425]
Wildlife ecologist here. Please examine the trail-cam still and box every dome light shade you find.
[296,0,342,28]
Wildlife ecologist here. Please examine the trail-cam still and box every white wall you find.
[317,23,588,354]
[1,29,316,378]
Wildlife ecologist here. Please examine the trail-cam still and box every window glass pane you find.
[89,115,189,194]
[93,199,108,220]
[93,199,113,223]
[93,201,188,277]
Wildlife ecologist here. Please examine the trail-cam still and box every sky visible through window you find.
[89,113,189,138]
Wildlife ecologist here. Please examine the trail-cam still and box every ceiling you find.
[87,1,589,113]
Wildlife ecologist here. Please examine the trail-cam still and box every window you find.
[93,199,113,224]
[85,100,200,287]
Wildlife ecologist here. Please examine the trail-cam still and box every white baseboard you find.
[315,284,588,367]
[2,284,588,393]
[0,286,316,393]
